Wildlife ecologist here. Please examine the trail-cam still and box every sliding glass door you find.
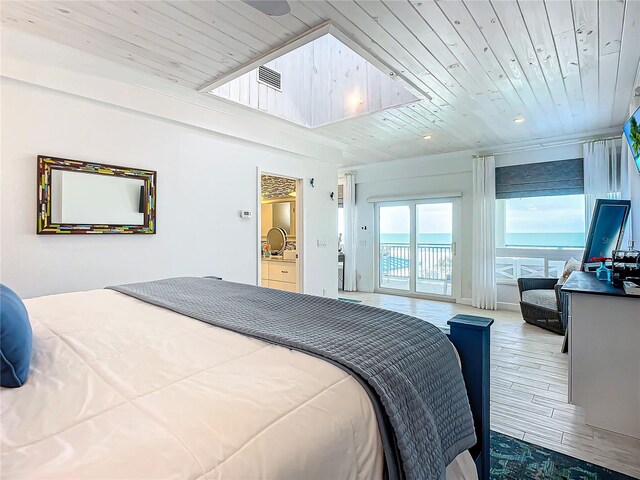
[376,198,459,299]
[416,202,453,296]
[378,204,411,291]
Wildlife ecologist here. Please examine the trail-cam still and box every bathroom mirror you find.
[51,170,145,225]
[266,227,287,255]
[261,200,295,237]
[37,155,157,234]
[272,202,291,235]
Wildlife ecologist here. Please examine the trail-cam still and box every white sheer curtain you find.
[472,155,497,310]
[620,133,634,247]
[583,139,624,227]
[343,172,358,291]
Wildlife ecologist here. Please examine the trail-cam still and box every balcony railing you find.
[495,247,583,283]
[496,257,565,282]
[380,243,452,281]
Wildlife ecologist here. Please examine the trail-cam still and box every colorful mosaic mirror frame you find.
[37,155,157,234]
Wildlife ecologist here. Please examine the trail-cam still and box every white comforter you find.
[1,289,476,480]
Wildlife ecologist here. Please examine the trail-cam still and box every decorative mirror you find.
[37,155,157,234]
[266,227,287,255]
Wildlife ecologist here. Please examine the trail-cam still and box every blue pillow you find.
[0,285,33,387]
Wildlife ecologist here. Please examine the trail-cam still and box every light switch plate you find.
[317,239,327,248]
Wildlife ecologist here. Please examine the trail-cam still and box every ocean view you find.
[505,233,585,248]
[380,233,585,248]
[381,233,452,245]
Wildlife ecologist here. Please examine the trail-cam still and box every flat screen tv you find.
[581,199,631,270]
[623,105,640,173]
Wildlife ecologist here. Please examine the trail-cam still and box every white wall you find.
[347,151,475,299]
[0,32,339,299]
[347,142,613,308]
[494,144,583,168]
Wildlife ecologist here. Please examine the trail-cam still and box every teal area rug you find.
[337,297,362,303]
[490,431,635,479]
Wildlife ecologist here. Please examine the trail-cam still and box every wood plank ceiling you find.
[2,0,639,165]
[209,33,420,128]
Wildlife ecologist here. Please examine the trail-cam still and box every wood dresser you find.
[562,271,640,439]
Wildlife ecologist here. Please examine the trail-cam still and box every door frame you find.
[256,169,304,293]
[374,196,461,303]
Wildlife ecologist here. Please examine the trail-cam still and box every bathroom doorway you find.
[258,172,303,293]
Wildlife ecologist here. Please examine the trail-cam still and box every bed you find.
[0,278,492,480]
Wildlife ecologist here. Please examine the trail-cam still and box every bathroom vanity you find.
[261,257,297,292]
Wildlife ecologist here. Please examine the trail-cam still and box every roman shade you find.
[495,158,584,199]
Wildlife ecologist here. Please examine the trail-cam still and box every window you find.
[496,194,586,248]
[495,194,586,282]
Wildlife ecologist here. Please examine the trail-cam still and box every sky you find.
[504,194,585,233]
[342,195,586,240]
[376,195,585,236]
[379,203,452,234]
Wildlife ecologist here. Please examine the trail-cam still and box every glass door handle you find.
[451,242,456,256]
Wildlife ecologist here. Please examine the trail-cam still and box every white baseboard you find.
[456,298,472,306]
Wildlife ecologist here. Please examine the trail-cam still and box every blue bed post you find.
[446,314,493,480]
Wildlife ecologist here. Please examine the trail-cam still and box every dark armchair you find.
[517,278,568,335]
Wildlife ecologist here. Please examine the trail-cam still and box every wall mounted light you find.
[348,94,364,107]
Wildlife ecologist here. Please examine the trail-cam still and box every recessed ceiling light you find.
[423,135,432,140]
[514,117,525,124]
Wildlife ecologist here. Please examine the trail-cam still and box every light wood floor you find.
[340,291,640,478]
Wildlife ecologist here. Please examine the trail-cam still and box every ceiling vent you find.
[258,65,282,91]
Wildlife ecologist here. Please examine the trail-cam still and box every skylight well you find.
[204,29,419,129]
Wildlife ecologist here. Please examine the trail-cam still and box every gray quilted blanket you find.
[108,277,476,480]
